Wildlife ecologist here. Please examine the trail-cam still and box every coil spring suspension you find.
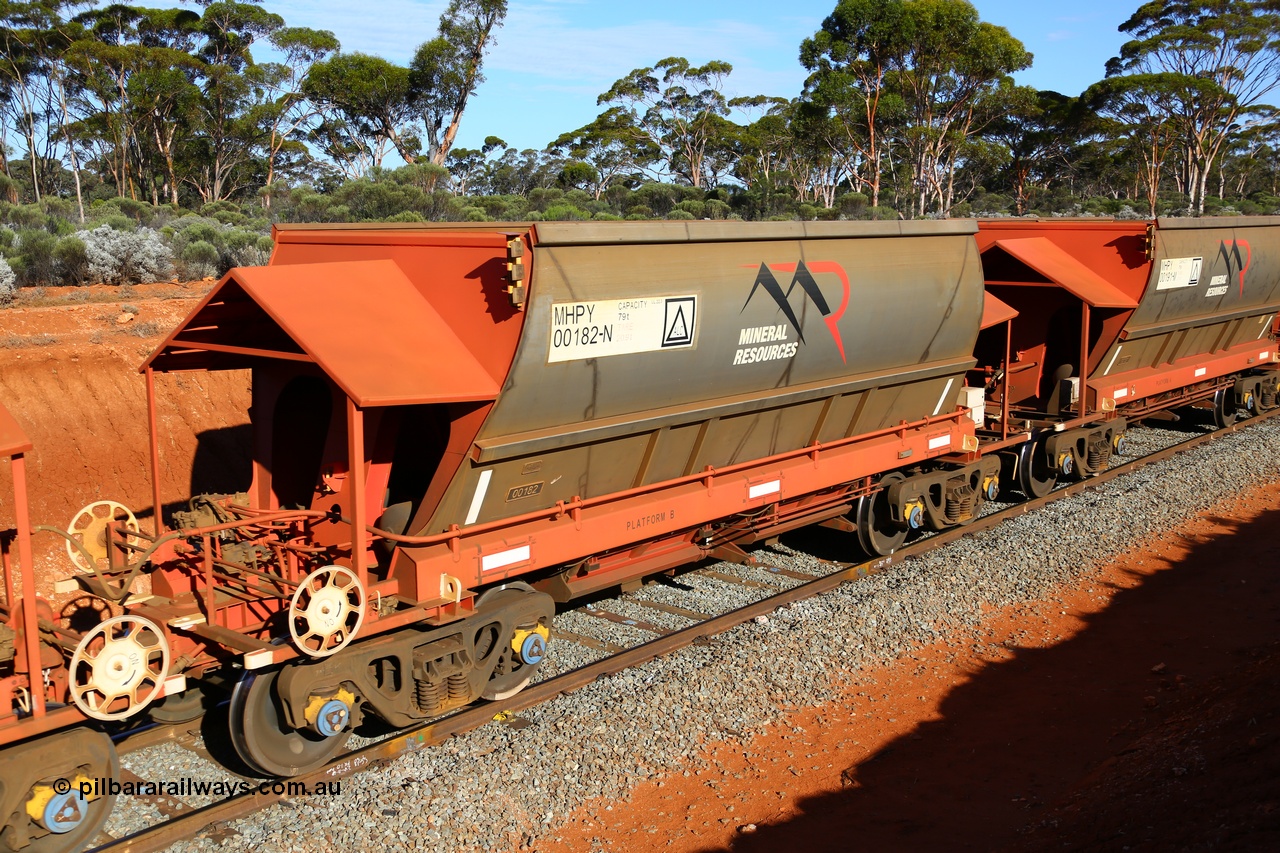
[415,678,443,713]
[1087,439,1111,472]
[447,672,470,702]
[944,483,976,523]
[1263,387,1277,410]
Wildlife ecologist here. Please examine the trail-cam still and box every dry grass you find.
[120,320,164,337]
[0,333,59,348]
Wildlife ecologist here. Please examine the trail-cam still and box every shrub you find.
[0,226,14,250]
[666,209,696,220]
[5,204,46,230]
[54,236,90,285]
[88,214,139,233]
[704,199,731,220]
[93,197,156,225]
[13,230,57,285]
[222,229,272,268]
[173,219,222,248]
[674,200,705,219]
[80,225,174,284]
[0,257,15,304]
[179,240,220,279]
[542,203,590,221]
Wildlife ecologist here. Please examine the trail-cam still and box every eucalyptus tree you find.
[304,52,418,173]
[549,107,660,199]
[1084,73,1185,215]
[249,25,339,207]
[1106,0,1280,214]
[598,57,735,189]
[409,0,507,166]
[891,0,1031,216]
[726,95,793,194]
[800,0,908,207]
[0,0,92,203]
[182,1,283,202]
[66,3,207,201]
[983,88,1073,214]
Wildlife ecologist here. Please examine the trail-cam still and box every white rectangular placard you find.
[548,296,696,362]
[748,480,781,499]
[1156,257,1203,290]
[481,545,531,573]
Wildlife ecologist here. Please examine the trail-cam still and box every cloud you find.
[489,4,814,100]
[1045,30,1075,42]
[262,0,449,61]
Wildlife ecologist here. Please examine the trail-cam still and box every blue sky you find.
[260,0,1137,153]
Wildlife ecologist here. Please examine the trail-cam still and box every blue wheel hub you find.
[906,505,924,530]
[519,632,547,665]
[43,790,87,834]
[985,480,999,501]
[316,699,349,738]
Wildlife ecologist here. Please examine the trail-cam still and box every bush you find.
[385,210,425,223]
[222,229,273,268]
[704,199,732,220]
[88,213,137,232]
[179,240,220,279]
[13,230,57,285]
[54,236,89,285]
[542,203,590,221]
[5,204,47,230]
[674,200,705,219]
[80,225,174,284]
[0,257,15,304]
[93,197,156,225]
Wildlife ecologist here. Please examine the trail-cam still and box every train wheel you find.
[475,582,548,702]
[0,729,118,853]
[855,472,908,557]
[228,667,350,777]
[1017,435,1058,499]
[1212,387,1238,428]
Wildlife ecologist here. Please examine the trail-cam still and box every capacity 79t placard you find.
[547,296,697,363]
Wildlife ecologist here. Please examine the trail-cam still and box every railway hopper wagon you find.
[0,220,1001,850]
[971,217,1280,498]
[2,216,1279,851]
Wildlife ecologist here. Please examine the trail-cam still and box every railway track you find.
[86,409,1277,853]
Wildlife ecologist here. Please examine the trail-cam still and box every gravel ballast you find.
[156,418,1280,852]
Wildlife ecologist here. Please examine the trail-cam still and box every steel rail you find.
[91,407,1280,853]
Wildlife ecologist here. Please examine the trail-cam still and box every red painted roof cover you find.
[986,237,1140,309]
[144,259,500,407]
[0,402,32,458]
[980,291,1019,329]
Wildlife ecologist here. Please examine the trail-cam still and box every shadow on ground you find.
[701,505,1280,852]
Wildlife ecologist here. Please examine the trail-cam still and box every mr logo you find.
[742,260,851,362]
[1217,239,1251,297]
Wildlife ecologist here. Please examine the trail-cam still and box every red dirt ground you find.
[542,481,1280,852]
[0,283,251,597]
